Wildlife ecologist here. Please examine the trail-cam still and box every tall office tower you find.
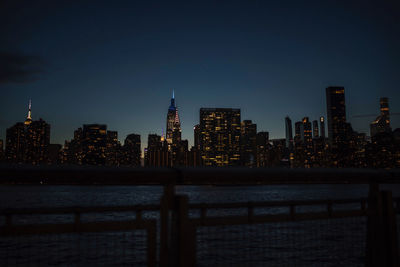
[194,124,200,150]
[256,131,269,167]
[80,124,108,165]
[199,108,241,166]
[312,120,319,138]
[285,116,293,149]
[166,90,181,145]
[105,130,120,166]
[5,122,26,163]
[326,86,347,146]
[123,134,141,166]
[25,118,51,164]
[370,97,392,137]
[319,116,326,139]
[5,101,50,164]
[241,120,257,167]
[294,121,302,145]
[302,117,313,149]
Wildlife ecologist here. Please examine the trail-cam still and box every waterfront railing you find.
[0,166,399,266]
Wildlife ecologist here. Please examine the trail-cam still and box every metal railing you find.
[0,165,400,266]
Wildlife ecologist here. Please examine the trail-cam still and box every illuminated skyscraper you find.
[199,108,241,166]
[5,101,50,164]
[285,116,293,149]
[302,117,312,148]
[166,90,181,144]
[326,86,347,146]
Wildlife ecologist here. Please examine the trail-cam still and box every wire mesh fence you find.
[196,216,367,267]
[0,231,148,266]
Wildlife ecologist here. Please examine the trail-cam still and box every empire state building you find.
[166,90,181,145]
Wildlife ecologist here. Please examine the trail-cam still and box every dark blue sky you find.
[1,0,399,149]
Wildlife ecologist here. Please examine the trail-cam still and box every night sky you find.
[1,0,399,149]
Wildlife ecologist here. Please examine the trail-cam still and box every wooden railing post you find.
[160,184,175,266]
[366,186,399,267]
[172,194,196,267]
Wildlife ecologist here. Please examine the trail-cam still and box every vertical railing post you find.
[366,184,399,267]
[172,194,196,267]
[160,183,175,266]
[366,182,380,267]
[380,191,399,266]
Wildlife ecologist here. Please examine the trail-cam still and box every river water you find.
[1,184,399,266]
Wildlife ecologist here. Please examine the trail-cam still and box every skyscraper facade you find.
[312,120,319,138]
[166,91,181,144]
[122,134,141,166]
[241,120,257,167]
[5,101,50,165]
[146,133,170,167]
[326,86,347,146]
[81,124,108,165]
[285,116,293,149]
[256,131,269,167]
[319,116,326,139]
[199,108,241,166]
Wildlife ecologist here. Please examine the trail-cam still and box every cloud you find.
[0,51,44,84]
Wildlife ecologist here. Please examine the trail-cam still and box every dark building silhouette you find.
[121,134,141,166]
[61,124,120,166]
[81,124,108,165]
[146,133,170,167]
[326,86,347,147]
[294,121,302,144]
[106,130,120,166]
[302,117,313,167]
[285,116,293,149]
[256,131,269,167]
[199,108,241,166]
[194,124,200,150]
[320,116,326,139]
[241,120,257,167]
[370,97,391,137]
[5,101,50,165]
[48,144,62,165]
[313,120,319,138]
[6,122,26,163]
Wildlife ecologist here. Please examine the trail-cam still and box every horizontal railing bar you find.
[191,210,369,226]
[0,199,367,216]
[0,219,157,236]
[0,204,161,216]
[1,165,400,185]
[189,198,368,209]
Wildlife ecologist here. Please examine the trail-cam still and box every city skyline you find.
[1,1,399,149]
[0,89,399,150]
